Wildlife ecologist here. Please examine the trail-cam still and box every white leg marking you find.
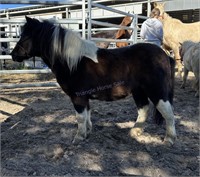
[86,109,92,134]
[136,105,149,124]
[73,108,88,144]
[156,100,177,145]
[130,105,149,137]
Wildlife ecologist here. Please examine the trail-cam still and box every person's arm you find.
[140,23,146,39]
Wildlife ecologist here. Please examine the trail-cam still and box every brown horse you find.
[115,16,132,47]
[92,16,132,48]
[154,2,200,77]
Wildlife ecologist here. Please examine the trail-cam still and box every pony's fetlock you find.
[72,132,87,144]
[86,120,92,135]
[164,135,176,146]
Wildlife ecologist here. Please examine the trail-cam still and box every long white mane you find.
[52,25,98,71]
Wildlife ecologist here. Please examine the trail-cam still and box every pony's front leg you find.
[130,104,149,137]
[72,103,92,144]
[130,92,149,137]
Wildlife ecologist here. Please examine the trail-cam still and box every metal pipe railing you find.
[0,0,80,5]
[0,69,51,74]
[91,2,135,17]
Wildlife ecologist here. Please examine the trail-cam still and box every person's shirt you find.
[140,18,163,46]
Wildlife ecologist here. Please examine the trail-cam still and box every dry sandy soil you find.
[0,73,199,176]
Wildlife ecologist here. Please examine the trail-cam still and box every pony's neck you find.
[35,23,55,66]
[163,12,182,24]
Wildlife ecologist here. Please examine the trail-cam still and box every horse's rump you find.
[180,41,200,71]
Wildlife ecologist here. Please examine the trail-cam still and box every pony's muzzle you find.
[10,53,26,62]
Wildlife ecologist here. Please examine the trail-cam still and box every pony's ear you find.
[25,16,32,23]
[154,2,157,7]
[25,16,40,26]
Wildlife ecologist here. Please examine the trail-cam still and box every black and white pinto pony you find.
[11,16,177,145]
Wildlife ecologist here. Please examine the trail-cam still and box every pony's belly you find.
[89,85,130,101]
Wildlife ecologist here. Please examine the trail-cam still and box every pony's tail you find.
[154,56,176,125]
[168,56,176,104]
[154,109,164,125]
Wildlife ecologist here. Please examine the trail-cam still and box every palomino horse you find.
[180,41,200,97]
[11,16,176,145]
[92,16,132,48]
[154,2,200,77]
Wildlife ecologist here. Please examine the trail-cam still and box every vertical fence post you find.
[130,14,135,44]
[82,0,86,39]
[147,0,151,17]
[133,14,138,44]
[87,0,92,40]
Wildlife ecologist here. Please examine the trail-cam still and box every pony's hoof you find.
[72,134,86,145]
[180,84,185,89]
[86,125,92,135]
[130,127,143,137]
[164,135,176,146]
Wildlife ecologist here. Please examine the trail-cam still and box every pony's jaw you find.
[11,52,30,62]
[10,45,31,62]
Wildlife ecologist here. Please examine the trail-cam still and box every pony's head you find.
[11,16,42,62]
[153,2,165,16]
[120,16,132,26]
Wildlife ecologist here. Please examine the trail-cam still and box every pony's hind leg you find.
[180,68,189,89]
[156,100,177,145]
[193,70,199,97]
[130,91,149,137]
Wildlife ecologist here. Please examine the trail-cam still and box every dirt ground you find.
[0,73,199,176]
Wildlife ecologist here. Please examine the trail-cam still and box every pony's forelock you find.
[51,25,98,71]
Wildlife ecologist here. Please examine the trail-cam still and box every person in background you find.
[140,8,163,47]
